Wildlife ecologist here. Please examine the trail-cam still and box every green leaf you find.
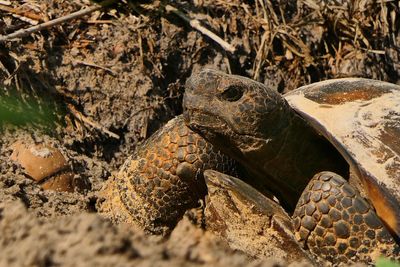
[376,257,400,267]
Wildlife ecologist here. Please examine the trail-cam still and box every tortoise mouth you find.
[183,108,225,134]
[183,92,263,140]
[183,107,243,155]
[184,105,254,160]
[183,106,265,151]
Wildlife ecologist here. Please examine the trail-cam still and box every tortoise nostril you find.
[218,85,244,102]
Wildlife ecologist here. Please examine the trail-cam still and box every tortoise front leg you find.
[293,171,400,264]
[203,170,315,264]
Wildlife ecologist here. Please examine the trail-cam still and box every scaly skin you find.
[293,172,399,264]
[99,116,237,234]
[183,69,348,211]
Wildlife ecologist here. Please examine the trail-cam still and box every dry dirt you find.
[0,0,399,266]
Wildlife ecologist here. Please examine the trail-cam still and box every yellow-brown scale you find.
[99,116,237,234]
[293,171,400,264]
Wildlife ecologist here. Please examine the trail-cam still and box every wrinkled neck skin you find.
[235,102,348,211]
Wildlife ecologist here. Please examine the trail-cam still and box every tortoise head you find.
[183,69,291,163]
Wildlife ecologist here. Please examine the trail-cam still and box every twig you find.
[0,0,117,42]
[68,104,120,140]
[253,31,269,81]
[0,4,42,22]
[165,4,236,53]
[86,19,114,24]
[73,60,116,76]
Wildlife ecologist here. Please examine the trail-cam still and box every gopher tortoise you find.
[183,69,400,264]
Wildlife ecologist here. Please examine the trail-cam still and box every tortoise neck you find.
[240,104,349,211]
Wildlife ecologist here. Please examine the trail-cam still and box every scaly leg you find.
[293,171,400,264]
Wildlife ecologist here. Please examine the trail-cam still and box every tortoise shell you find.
[285,78,400,238]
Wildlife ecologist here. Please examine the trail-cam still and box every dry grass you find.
[187,0,399,90]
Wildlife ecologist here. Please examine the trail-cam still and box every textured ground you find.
[0,0,399,266]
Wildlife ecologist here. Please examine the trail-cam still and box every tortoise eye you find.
[218,85,244,102]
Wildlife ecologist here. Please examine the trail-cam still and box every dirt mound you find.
[1,199,308,267]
